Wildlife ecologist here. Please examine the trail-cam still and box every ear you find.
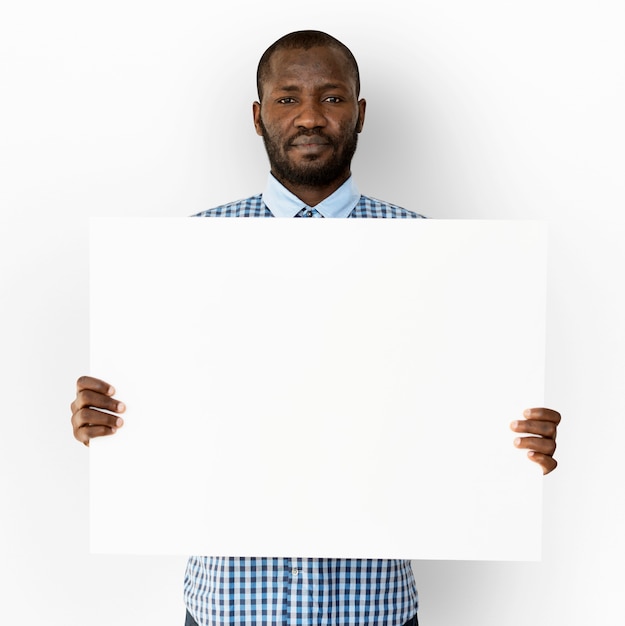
[253,101,263,136]
[356,98,366,133]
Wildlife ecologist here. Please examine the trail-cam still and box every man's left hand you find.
[510,408,561,475]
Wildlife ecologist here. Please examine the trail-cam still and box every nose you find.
[294,98,327,130]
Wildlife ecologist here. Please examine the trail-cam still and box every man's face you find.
[253,46,366,189]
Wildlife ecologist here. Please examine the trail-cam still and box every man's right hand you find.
[71,376,125,446]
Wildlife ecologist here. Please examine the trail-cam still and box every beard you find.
[258,116,359,188]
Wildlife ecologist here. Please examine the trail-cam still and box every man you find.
[70,30,561,626]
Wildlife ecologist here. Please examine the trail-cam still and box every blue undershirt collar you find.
[261,173,361,218]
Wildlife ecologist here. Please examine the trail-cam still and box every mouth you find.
[290,135,331,148]
[288,136,332,157]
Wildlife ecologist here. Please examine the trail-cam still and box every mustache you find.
[286,130,336,147]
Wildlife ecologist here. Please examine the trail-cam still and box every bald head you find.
[256,30,360,102]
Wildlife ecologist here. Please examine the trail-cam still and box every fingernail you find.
[117,402,125,412]
[528,451,535,457]
[116,417,124,427]
[523,408,531,417]
[111,427,117,434]
[511,420,519,429]
[514,437,521,446]
[108,386,116,396]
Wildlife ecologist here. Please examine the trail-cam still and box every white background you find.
[0,1,623,625]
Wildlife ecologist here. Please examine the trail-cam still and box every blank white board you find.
[90,218,546,559]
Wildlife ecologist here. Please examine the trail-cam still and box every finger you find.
[514,435,556,456]
[71,408,123,442]
[510,418,557,439]
[71,389,125,414]
[76,376,116,396]
[74,424,119,447]
[522,407,561,424]
[71,407,124,431]
[526,451,558,475]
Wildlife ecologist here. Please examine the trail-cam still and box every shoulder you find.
[192,194,272,218]
[351,195,427,219]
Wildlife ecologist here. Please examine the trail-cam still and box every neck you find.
[273,171,351,207]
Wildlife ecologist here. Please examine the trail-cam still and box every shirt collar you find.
[261,173,361,218]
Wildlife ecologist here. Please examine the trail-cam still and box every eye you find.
[277,97,297,104]
[324,96,343,103]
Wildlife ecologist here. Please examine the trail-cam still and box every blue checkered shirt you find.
[185,178,425,626]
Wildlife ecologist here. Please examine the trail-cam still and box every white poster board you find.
[90,218,546,560]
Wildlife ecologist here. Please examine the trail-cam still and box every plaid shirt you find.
[192,193,421,220]
[185,186,425,626]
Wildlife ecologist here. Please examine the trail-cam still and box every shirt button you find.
[306,210,313,217]
[292,567,299,576]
